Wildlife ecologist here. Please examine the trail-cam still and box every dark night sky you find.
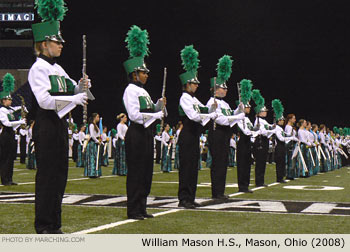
[56,0,350,130]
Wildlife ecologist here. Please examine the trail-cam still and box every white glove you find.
[209,112,217,120]
[153,111,164,120]
[78,79,92,89]
[18,119,26,125]
[234,112,245,120]
[293,136,299,142]
[73,93,88,106]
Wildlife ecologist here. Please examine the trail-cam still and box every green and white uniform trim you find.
[123,83,167,128]
[179,92,212,126]
[205,97,244,127]
[28,57,93,118]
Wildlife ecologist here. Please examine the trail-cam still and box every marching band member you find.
[72,124,79,163]
[228,134,237,167]
[311,124,320,175]
[296,119,312,177]
[251,89,275,187]
[206,55,245,200]
[76,124,86,167]
[173,121,182,170]
[177,45,216,208]
[154,124,162,164]
[161,123,172,172]
[319,124,330,172]
[113,113,128,176]
[272,99,297,183]
[305,121,316,176]
[19,125,28,164]
[101,126,109,166]
[0,73,24,186]
[123,25,165,219]
[85,113,102,178]
[285,114,297,180]
[236,79,258,193]
[28,0,92,234]
[27,120,36,170]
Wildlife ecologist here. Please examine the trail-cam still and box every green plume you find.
[333,126,339,134]
[271,99,284,120]
[111,128,117,137]
[345,128,350,136]
[239,79,253,105]
[252,89,265,113]
[35,0,67,22]
[181,45,200,73]
[217,55,233,82]
[125,25,150,58]
[2,73,15,93]
[339,128,344,136]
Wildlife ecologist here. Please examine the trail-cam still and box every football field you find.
[1,159,350,234]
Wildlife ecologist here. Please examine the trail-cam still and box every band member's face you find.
[122,116,128,123]
[216,87,227,97]
[44,41,63,57]
[259,111,267,117]
[136,71,148,85]
[291,116,296,123]
[278,119,284,125]
[2,98,12,107]
[94,114,100,123]
[244,107,250,114]
[187,83,198,93]
[165,124,170,131]
[303,120,307,127]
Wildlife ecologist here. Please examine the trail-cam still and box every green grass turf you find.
[0,203,162,234]
[1,159,350,233]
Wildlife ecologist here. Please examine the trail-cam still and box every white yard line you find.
[228,181,281,197]
[71,209,182,234]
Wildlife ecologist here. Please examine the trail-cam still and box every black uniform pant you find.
[155,140,161,164]
[275,141,286,181]
[125,122,153,217]
[237,134,252,191]
[72,140,78,162]
[20,134,27,164]
[253,136,269,186]
[178,131,200,203]
[33,109,68,233]
[0,128,16,185]
[208,124,231,198]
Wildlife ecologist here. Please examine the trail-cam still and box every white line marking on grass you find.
[228,181,281,197]
[71,209,182,234]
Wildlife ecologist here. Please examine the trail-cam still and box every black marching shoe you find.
[143,213,154,218]
[178,200,195,209]
[238,189,253,193]
[277,180,287,183]
[192,201,201,207]
[40,229,64,234]
[10,182,18,185]
[212,195,229,200]
[256,184,268,187]
[128,215,145,220]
